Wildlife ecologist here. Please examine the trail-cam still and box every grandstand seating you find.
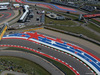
[51,0,80,8]
[81,5,95,12]
[40,14,45,23]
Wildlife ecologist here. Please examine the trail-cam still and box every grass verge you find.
[87,22,100,33]
[91,19,100,25]
[5,47,75,75]
[45,16,77,25]
[0,56,50,75]
[48,25,100,42]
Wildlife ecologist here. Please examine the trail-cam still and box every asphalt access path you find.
[0,50,63,75]
[0,39,92,75]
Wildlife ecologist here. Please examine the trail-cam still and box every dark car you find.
[36,17,39,21]
[38,48,41,50]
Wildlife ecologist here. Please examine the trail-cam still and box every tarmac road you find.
[0,10,19,26]
[0,50,64,75]
[0,10,15,23]
[35,29,100,56]
[0,39,93,75]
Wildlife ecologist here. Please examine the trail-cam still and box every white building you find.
[0,2,10,5]
[13,4,20,8]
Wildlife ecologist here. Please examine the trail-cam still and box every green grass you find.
[0,56,50,75]
[48,25,100,42]
[6,73,15,75]
[17,25,39,30]
[43,57,75,75]
[91,19,100,25]
[7,25,41,32]
[45,17,77,25]
[87,23,100,33]
[5,47,75,75]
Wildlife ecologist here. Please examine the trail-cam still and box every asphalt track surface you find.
[0,39,92,75]
[16,0,84,14]
[0,50,63,75]
[0,10,15,23]
[0,1,99,74]
[35,30,100,58]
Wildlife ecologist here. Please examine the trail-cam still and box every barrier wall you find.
[0,25,7,40]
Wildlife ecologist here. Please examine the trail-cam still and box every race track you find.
[0,10,15,24]
[0,37,94,75]
[0,50,63,75]
[16,0,85,14]
[0,0,100,75]
[1,31,100,75]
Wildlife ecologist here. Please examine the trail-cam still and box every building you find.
[52,0,100,4]
[13,4,20,8]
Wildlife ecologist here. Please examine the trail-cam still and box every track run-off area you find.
[0,12,12,19]
[1,32,100,75]
[0,12,11,18]
[0,10,16,25]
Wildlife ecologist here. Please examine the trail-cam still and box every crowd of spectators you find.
[51,0,80,8]
[51,0,99,12]
[81,5,96,12]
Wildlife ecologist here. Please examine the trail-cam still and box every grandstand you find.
[51,0,98,12]
[51,0,80,8]
[40,14,45,24]
[81,5,96,12]
[0,6,8,10]
[18,5,30,23]
[0,2,10,10]
[0,2,9,6]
